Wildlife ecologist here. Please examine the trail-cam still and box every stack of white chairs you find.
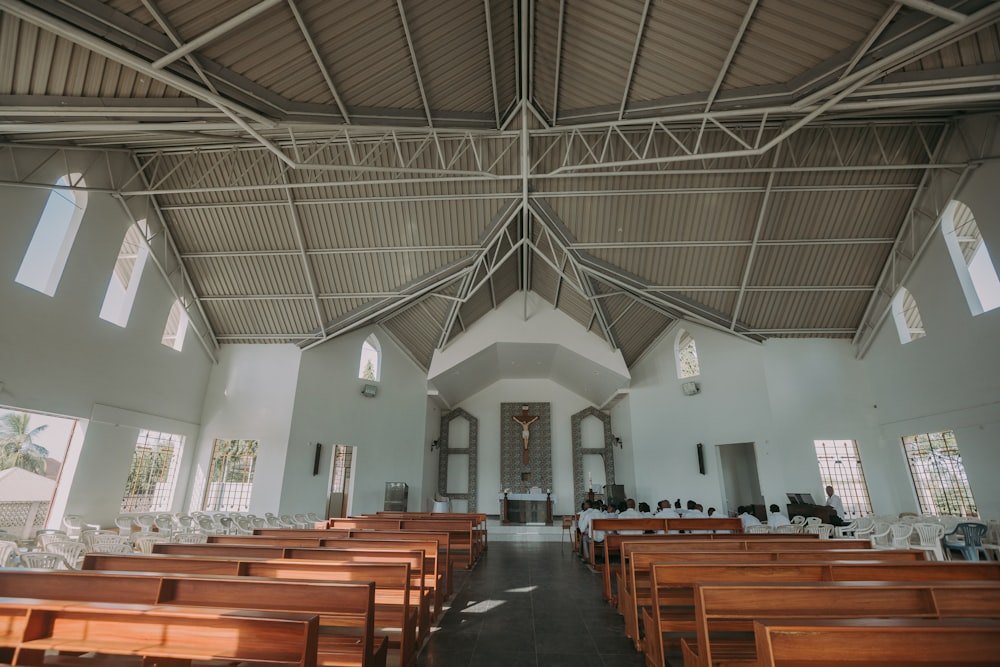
[791,515,806,526]
[744,524,770,534]
[34,529,68,550]
[804,523,834,539]
[306,512,323,524]
[889,522,914,548]
[774,524,802,534]
[870,521,892,549]
[88,533,133,554]
[114,515,135,536]
[171,532,209,544]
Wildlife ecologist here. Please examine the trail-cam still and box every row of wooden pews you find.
[592,532,1000,667]
[0,511,486,667]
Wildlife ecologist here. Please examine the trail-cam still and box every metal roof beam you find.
[287,0,351,124]
[151,0,284,70]
[704,0,758,114]
[618,0,651,121]
[895,0,968,24]
[551,0,566,124]
[484,0,501,128]
[396,0,433,127]
[139,0,221,96]
[731,149,780,329]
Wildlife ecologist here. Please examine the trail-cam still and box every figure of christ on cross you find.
[512,411,539,465]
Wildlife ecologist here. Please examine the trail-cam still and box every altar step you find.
[486,517,569,543]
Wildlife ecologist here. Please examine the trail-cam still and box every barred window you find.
[902,430,978,517]
[203,439,258,512]
[121,430,183,512]
[813,440,873,518]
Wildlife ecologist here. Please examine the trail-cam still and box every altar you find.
[499,492,554,526]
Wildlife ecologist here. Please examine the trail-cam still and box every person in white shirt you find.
[682,500,707,518]
[577,499,598,560]
[617,499,643,535]
[824,485,847,526]
[767,503,791,527]
[738,505,761,529]
[654,500,679,518]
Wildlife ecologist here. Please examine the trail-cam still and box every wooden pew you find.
[155,542,433,641]
[0,568,385,667]
[372,512,488,554]
[753,618,1000,666]
[642,560,1000,667]
[204,534,446,616]
[664,517,743,533]
[326,518,479,569]
[683,581,1000,667]
[82,553,417,667]
[252,529,455,595]
[602,532,821,604]
[0,597,318,667]
[621,548,924,654]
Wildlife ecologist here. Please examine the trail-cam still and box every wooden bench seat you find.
[324,518,479,569]
[0,597,318,667]
[683,581,1000,667]
[754,617,1000,666]
[371,513,488,554]
[0,567,385,667]
[252,529,454,596]
[155,542,434,638]
[642,561,1000,667]
[82,553,417,667]
[203,534,446,616]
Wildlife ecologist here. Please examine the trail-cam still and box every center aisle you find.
[417,541,647,667]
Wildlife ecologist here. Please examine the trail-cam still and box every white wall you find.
[192,345,302,513]
[0,152,213,528]
[454,378,619,516]
[280,326,430,515]
[861,150,1000,519]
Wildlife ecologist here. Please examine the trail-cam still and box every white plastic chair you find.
[745,524,770,534]
[176,515,196,533]
[306,512,322,524]
[19,551,67,569]
[0,540,19,567]
[889,522,914,549]
[803,516,822,527]
[61,514,87,539]
[870,521,892,549]
[114,515,135,536]
[34,529,68,549]
[805,523,834,539]
[133,535,170,554]
[775,524,802,534]
[171,532,209,544]
[81,530,119,550]
[44,540,86,569]
[912,522,946,561]
[89,533,133,553]
[791,515,806,526]
[136,514,156,532]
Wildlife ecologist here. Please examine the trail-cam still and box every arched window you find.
[675,329,700,379]
[161,299,189,351]
[941,200,1000,315]
[358,334,381,382]
[100,221,150,327]
[15,174,88,296]
[890,286,926,344]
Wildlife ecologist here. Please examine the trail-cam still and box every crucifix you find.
[512,405,539,465]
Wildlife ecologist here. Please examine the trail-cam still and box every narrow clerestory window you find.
[675,329,700,379]
[359,334,381,382]
[15,174,88,296]
[890,286,926,344]
[941,200,1000,315]
[161,299,189,351]
[100,221,150,327]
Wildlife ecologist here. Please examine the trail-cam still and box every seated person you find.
[767,503,791,527]
[618,499,643,535]
[654,499,679,518]
[738,505,762,529]
[683,500,706,518]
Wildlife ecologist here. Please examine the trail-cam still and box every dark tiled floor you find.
[416,542,646,667]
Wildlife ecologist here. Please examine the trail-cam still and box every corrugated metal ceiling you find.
[3,0,1000,381]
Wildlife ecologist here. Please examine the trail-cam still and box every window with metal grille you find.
[120,430,183,512]
[203,439,258,512]
[676,329,700,378]
[813,440,873,518]
[902,430,978,517]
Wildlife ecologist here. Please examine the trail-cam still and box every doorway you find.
[716,442,763,517]
[326,444,355,518]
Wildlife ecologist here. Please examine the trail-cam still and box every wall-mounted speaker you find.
[696,442,705,475]
[361,384,378,398]
[312,442,322,476]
